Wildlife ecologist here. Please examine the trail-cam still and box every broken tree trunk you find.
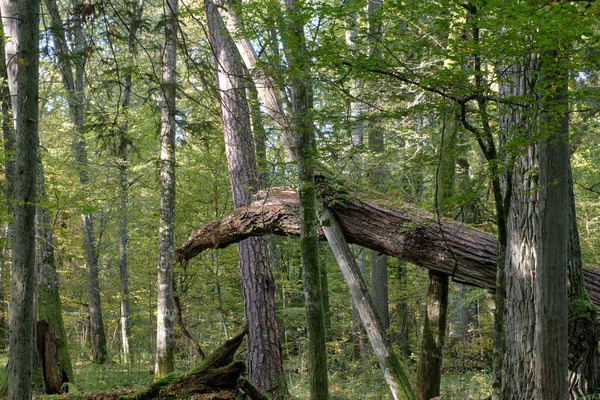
[176,184,600,310]
[319,208,415,400]
[121,324,267,400]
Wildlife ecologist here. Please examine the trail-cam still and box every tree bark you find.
[43,0,108,364]
[36,161,74,392]
[319,209,415,400]
[204,2,287,397]
[566,166,599,397]
[36,321,60,394]
[213,0,297,162]
[0,7,13,352]
[416,272,448,400]
[155,0,178,378]
[285,1,329,397]
[117,0,144,365]
[176,184,600,312]
[533,48,569,400]
[3,0,39,397]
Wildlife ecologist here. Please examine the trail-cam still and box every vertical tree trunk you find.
[204,2,288,397]
[366,0,390,332]
[42,0,108,363]
[117,0,145,365]
[566,166,599,397]
[285,1,328,397]
[36,161,74,393]
[416,111,455,400]
[215,1,297,162]
[503,48,570,398]
[503,67,538,399]
[416,273,448,400]
[533,48,569,400]
[155,0,178,378]
[0,9,13,352]
[4,0,39,397]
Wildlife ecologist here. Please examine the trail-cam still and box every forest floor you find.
[0,355,492,399]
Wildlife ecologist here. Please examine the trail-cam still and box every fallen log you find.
[176,186,600,309]
[120,324,267,400]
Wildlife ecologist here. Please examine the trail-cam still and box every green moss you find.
[385,347,416,400]
[118,371,181,400]
[568,295,596,323]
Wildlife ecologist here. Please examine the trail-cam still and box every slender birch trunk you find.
[155,0,178,378]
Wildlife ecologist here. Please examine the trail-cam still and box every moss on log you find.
[119,324,266,400]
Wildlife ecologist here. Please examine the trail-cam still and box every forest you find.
[0,0,599,399]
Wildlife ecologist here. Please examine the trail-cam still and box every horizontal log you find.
[176,186,600,309]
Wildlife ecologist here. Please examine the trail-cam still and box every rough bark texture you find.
[214,0,297,162]
[43,0,108,364]
[4,0,39,397]
[155,0,178,378]
[176,183,600,311]
[179,184,497,287]
[416,272,448,400]
[370,252,389,329]
[533,49,569,400]
[204,2,287,397]
[36,163,74,392]
[36,321,61,394]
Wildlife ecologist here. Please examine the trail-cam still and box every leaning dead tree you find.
[176,180,600,309]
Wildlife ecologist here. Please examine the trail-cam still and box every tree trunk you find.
[285,1,329,397]
[117,0,144,365]
[36,161,74,392]
[533,48,569,400]
[155,0,178,379]
[204,2,287,397]
[502,49,570,398]
[176,181,600,327]
[416,107,456,399]
[416,272,448,400]
[566,166,599,397]
[0,9,13,352]
[365,0,390,335]
[214,0,297,162]
[36,321,61,394]
[3,0,39,397]
[42,0,108,364]
[320,209,415,400]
